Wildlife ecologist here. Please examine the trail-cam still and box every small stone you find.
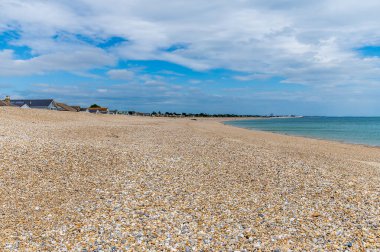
[254,241,261,248]
[345,242,353,248]
[311,212,321,217]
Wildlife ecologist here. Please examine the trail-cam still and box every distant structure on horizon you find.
[1,96,291,118]
[85,107,111,114]
[0,96,119,115]
[0,96,85,112]
[9,99,57,110]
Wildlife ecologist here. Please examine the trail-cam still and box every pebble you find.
[0,107,379,250]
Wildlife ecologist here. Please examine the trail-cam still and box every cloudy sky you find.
[1,0,380,115]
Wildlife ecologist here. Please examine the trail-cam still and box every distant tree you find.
[90,104,101,108]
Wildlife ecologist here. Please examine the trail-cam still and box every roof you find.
[56,103,77,112]
[10,99,54,107]
[71,106,81,111]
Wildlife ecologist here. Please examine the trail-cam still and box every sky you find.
[1,0,380,115]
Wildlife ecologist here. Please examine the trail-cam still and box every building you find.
[71,106,81,112]
[86,107,110,114]
[2,96,84,112]
[10,99,58,110]
[55,103,78,112]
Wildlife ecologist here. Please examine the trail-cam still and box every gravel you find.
[0,107,379,251]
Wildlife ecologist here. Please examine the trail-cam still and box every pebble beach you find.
[0,107,379,251]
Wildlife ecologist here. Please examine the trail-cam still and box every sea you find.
[224,117,380,147]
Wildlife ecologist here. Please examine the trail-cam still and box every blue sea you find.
[225,117,380,146]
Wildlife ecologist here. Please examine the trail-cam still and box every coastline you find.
[222,118,380,149]
[0,107,379,250]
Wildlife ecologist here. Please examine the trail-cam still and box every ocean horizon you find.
[225,116,380,147]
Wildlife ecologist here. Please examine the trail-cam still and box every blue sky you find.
[1,1,380,115]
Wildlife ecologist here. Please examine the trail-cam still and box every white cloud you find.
[233,73,273,81]
[1,0,380,88]
[0,48,116,76]
[107,69,135,80]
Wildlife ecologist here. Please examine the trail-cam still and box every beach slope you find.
[0,107,379,250]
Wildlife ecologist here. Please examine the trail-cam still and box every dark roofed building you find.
[10,99,58,110]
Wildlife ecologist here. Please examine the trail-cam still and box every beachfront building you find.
[18,103,30,109]
[86,107,110,114]
[70,106,81,112]
[55,103,78,112]
[9,99,58,110]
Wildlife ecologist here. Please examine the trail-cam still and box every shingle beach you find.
[0,107,379,251]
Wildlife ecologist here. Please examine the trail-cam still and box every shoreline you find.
[222,118,380,149]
